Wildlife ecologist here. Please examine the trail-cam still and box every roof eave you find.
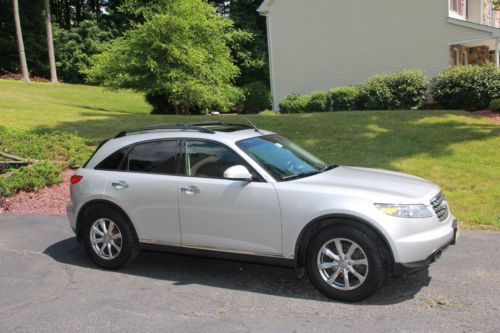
[447,17,500,38]
[257,0,273,15]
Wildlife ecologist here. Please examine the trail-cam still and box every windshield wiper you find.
[282,165,338,181]
[282,171,322,181]
[321,164,338,172]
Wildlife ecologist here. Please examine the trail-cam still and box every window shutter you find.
[458,0,462,15]
[450,0,453,11]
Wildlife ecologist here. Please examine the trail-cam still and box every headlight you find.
[374,203,433,218]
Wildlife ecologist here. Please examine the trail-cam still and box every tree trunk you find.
[12,0,30,82]
[44,0,58,83]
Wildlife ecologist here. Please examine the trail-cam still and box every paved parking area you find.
[0,214,499,332]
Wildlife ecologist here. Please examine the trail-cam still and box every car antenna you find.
[244,117,263,134]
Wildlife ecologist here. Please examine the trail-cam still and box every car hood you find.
[293,166,440,202]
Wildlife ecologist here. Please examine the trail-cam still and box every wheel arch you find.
[75,199,138,240]
[294,214,394,278]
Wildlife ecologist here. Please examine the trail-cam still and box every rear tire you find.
[306,225,386,302]
[82,206,139,269]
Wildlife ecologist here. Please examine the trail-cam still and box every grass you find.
[0,79,499,229]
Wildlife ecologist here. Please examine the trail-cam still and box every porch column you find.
[496,39,500,68]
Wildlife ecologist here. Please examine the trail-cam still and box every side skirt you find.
[139,242,295,268]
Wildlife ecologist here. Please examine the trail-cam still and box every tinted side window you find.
[127,140,178,175]
[185,141,245,179]
[95,147,128,171]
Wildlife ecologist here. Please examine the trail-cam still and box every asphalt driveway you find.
[0,214,499,332]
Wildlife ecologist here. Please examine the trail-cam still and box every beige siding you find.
[266,0,493,109]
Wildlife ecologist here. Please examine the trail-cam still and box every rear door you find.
[101,140,182,245]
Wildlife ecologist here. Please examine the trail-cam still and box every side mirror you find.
[223,165,253,182]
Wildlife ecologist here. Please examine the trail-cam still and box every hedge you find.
[431,64,500,110]
[357,70,428,110]
[330,86,360,111]
[279,93,312,113]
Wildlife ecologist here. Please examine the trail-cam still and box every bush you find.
[330,86,360,111]
[259,110,279,116]
[358,70,428,110]
[306,91,330,112]
[0,126,92,196]
[0,127,92,167]
[0,162,64,196]
[489,98,500,112]
[279,93,311,113]
[431,65,500,110]
[242,81,272,114]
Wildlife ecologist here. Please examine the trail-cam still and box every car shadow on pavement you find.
[44,237,431,305]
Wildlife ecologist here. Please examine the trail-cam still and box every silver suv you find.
[67,122,458,302]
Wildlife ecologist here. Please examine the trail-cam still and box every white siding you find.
[265,0,493,110]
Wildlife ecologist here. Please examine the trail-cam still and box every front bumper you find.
[392,218,458,277]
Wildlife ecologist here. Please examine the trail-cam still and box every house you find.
[258,0,500,111]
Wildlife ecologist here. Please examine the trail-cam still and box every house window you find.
[453,48,460,65]
[450,0,466,17]
[462,51,468,65]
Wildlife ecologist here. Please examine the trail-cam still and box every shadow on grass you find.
[58,104,146,114]
[33,110,500,170]
[44,237,431,305]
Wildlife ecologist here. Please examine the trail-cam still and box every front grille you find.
[430,192,449,222]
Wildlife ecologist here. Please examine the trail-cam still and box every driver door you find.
[177,140,282,255]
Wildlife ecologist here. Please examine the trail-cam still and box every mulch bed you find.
[0,169,73,216]
[473,110,500,122]
[1,73,51,83]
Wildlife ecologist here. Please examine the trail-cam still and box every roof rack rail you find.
[114,124,216,138]
[189,121,254,130]
[114,121,258,139]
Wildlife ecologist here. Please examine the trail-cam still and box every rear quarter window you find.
[95,147,128,171]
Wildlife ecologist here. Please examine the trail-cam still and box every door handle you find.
[180,186,200,195]
[112,181,129,190]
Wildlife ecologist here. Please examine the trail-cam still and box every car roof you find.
[84,122,275,169]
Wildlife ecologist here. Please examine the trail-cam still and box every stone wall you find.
[482,0,500,27]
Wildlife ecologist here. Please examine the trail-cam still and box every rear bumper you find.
[66,203,77,234]
[392,218,458,277]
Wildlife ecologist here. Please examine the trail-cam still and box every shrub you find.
[259,110,279,116]
[489,98,500,112]
[358,70,428,110]
[0,162,64,196]
[0,127,92,167]
[306,91,330,112]
[330,86,360,111]
[279,93,311,113]
[242,81,272,114]
[145,90,174,114]
[431,64,500,110]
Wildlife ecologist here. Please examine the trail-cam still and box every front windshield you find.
[237,134,329,181]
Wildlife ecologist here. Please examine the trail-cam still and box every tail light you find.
[70,175,83,184]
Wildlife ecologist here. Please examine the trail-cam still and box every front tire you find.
[306,225,386,302]
[82,206,139,269]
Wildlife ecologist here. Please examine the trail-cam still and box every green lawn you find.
[1,79,499,230]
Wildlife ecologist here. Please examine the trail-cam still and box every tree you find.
[12,0,30,82]
[87,0,242,114]
[494,0,500,10]
[210,0,269,86]
[44,0,58,83]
